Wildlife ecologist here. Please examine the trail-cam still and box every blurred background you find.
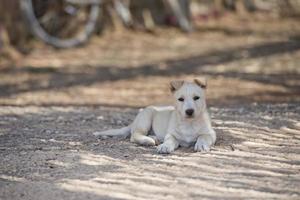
[0,0,300,107]
[1,2,300,199]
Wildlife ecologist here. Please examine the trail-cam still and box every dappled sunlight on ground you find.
[1,17,300,107]
[0,16,300,199]
[0,104,299,199]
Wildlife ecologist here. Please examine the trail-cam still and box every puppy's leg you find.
[149,135,160,145]
[157,134,179,154]
[130,107,156,146]
[131,132,156,146]
[194,130,216,152]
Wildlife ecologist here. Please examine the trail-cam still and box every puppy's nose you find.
[185,109,194,116]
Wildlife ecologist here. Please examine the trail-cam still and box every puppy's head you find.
[170,78,207,119]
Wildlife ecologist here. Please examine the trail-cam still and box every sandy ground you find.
[0,104,299,200]
[0,16,300,199]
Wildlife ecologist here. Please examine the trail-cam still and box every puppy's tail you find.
[93,126,131,138]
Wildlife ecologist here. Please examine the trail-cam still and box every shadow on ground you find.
[0,104,299,199]
[0,39,299,106]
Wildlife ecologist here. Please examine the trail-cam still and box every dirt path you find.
[0,104,299,200]
[1,17,300,107]
[0,16,300,199]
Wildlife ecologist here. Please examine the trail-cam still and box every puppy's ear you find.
[170,80,184,92]
[194,78,207,89]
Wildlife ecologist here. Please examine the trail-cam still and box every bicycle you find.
[20,0,193,49]
[20,0,132,48]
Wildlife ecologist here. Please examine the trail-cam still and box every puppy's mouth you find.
[185,115,195,119]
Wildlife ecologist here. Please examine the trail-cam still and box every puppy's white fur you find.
[94,79,216,154]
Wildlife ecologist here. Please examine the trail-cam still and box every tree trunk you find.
[0,0,26,66]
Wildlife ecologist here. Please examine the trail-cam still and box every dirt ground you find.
[0,16,300,199]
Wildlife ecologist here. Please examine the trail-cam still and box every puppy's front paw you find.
[157,143,175,154]
[194,138,211,152]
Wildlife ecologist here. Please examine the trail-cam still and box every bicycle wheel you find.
[20,0,100,48]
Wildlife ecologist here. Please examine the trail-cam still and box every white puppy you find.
[94,79,216,154]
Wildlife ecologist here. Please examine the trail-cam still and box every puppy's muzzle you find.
[185,109,194,117]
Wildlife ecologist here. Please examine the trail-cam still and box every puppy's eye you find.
[178,97,184,102]
[193,96,200,101]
